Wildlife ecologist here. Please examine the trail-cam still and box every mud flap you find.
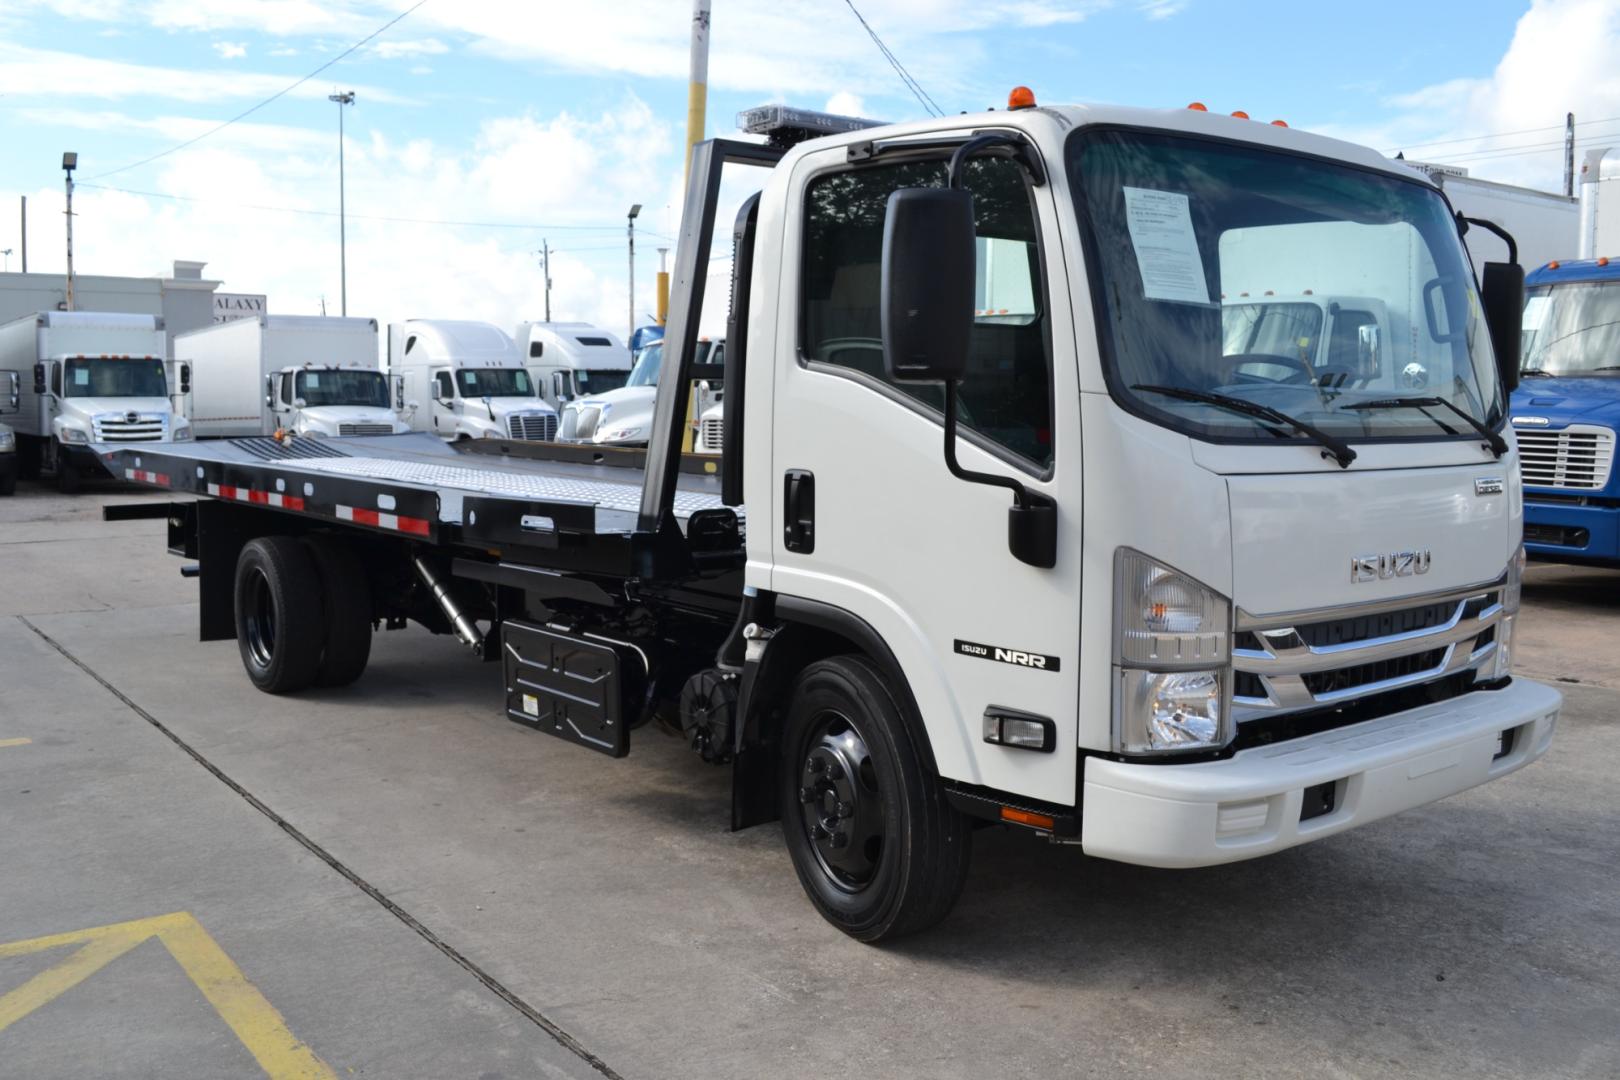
[501,621,646,758]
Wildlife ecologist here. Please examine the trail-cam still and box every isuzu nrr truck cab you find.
[0,311,191,492]
[385,320,558,443]
[179,315,409,440]
[1511,256,1620,564]
[104,98,1558,941]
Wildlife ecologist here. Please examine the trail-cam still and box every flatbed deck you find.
[99,434,739,543]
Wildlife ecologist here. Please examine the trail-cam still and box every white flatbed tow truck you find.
[99,97,1559,941]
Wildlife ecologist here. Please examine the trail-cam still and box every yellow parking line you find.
[0,738,31,749]
[0,912,336,1079]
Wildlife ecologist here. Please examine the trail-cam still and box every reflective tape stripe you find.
[123,468,170,487]
[206,482,305,512]
[336,504,430,535]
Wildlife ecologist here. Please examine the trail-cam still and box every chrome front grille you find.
[1233,582,1505,720]
[1515,425,1615,489]
[338,423,395,437]
[559,405,601,442]
[506,413,558,441]
[700,418,724,452]
[93,415,166,442]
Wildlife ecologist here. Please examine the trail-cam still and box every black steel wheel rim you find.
[796,708,885,893]
[243,568,276,668]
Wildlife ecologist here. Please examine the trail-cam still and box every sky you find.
[1,0,1618,337]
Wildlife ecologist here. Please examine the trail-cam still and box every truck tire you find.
[234,537,324,694]
[302,536,372,687]
[0,470,14,497]
[18,439,41,481]
[54,446,81,494]
[779,655,972,942]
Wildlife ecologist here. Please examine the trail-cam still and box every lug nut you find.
[829,832,849,849]
[808,758,825,774]
[835,801,853,819]
[810,824,828,840]
[799,786,815,803]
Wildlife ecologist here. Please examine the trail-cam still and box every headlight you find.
[304,428,327,439]
[59,427,90,445]
[172,427,192,442]
[1113,549,1232,754]
[597,427,642,443]
[1489,545,1525,680]
[0,430,14,452]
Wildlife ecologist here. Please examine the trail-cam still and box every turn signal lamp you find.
[1008,86,1036,110]
[1187,102,1208,111]
[1000,806,1055,830]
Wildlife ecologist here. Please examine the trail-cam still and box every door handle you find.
[784,469,815,554]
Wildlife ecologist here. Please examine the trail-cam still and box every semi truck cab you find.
[1512,256,1620,563]
[385,320,558,443]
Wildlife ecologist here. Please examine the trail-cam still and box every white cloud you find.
[1314,0,1620,191]
[824,91,869,118]
[16,108,328,153]
[212,40,246,59]
[370,38,448,60]
[1138,0,1187,18]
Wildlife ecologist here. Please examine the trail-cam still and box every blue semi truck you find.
[1512,257,1620,565]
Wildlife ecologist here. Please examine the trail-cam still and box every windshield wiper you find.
[1520,368,1554,377]
[1133,384,1357,468]
[1341,397,1508,458]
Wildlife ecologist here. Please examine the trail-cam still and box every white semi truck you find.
[178,315,409,440]
[515,321,634,410]
[557,338,722,448]
[0,310,191,492]
[385,320,558,443]
[106,99,1557,941]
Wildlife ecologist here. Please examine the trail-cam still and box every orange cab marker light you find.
[1271,119,1288,127]
[1549,260,1561,270]
[1009,86,1036,110]
[1001,806,1056,830]
[1232,110,1251,119]
[1187,102,1208,112]
[1600,256,1611,267]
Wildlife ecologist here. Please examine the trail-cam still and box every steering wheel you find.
[1223,352,1316,386]
[1311,364,1369,391]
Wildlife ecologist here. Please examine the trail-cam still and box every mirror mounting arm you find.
[1458,214,1518,265]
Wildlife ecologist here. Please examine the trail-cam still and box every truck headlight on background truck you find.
[597,427,643,443]
[1113,548,1232,755]
[1489,545,1525,681]
[0,430,14,452]
[59,427,89,445]
[172,425,192,442]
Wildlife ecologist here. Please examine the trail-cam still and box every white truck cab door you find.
[767,142,1085,807]
[430,368,455,435]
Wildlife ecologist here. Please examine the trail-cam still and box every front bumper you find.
[1523,496,1620,565]
[1081,678,1560,868]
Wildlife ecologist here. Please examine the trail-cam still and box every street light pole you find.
[329,91,355,316]
[1,249,11,273]
[538,240,552,322]
[627,203,642,344]
[62,152,77,311]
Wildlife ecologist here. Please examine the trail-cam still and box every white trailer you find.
[0,310,190,492]
[515,322,634,409]
[1410,164,1579,271]
[384,319,558,442]
[177,315,405,439]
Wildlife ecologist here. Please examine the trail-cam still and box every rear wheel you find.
[302,536,373,687]
[234,537,324,694]
[779,655,971,942]
[0,465,14,497]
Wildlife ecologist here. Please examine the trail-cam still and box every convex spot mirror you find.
[1357,324,1382,379]
[1479,261,1525,394]
[881,186,976,383]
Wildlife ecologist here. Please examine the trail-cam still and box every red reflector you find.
[1000,806,1055,830]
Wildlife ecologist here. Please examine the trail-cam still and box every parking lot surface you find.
[2,479,1617,1079]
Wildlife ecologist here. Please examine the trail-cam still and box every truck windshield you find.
[1068,130,1504,443]
[1521,280,1620,376]
[576,369,631,394]
[457,368,533,398]
[63,357,167,398]
[623,340,712,391]
[294,369,389,408]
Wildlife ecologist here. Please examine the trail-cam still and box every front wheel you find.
[53,442,81,494]
[234,537,324,694]
[779,656,971,942]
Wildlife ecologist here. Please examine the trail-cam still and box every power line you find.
[84,0,433,181]
[1388,114,1620,155]
[840,0,942,117]
[76,181,676,238]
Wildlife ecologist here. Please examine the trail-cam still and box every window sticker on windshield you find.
[1522,294,1550,332]
[306,372,321,387]
[73,367,89,386]
[1122,187,1210,305]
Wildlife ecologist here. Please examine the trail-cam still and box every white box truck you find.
[0,311,191,492]
[385,320,558,442]
[1410,163,1579,271]
[109,100,1558,942]
[515,321,634,410]
[178,315,408,439]
[1577,146,1620,259]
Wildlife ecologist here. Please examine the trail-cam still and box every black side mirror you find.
[881,187,976,383]
[33,362,46,396]
[2,370,17,413]
[1480,261,1524,394]
[179,362,191,395]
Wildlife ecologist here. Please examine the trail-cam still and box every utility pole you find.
[538,240,552,322]
[627,204,642,343]
[684,0,711,194]
[62,152,77,311]
[329,91,356,316]
[1564,112,1576,198]
[1,249,11,272]
[19,195,26,272]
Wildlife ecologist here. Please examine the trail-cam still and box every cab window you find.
[800,154,1053,468]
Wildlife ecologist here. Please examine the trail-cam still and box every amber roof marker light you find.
[1187,102,1208,111]
[1008,86,1036,110]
